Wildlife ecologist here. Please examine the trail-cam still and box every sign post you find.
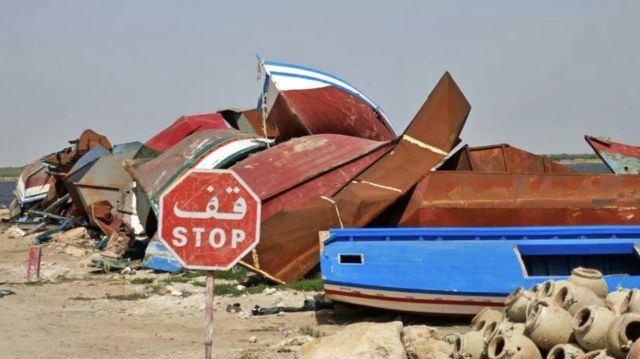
[204,271,215,358]
[158,169,261,359]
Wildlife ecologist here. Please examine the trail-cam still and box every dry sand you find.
[0,222,467,358]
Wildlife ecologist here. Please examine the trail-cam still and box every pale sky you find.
[1,1,639,166]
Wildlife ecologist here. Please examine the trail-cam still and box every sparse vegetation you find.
[70,296,96,301]
[216,266,249,281]
[299,325,324,338]
[283,278,324,292]
[130,277,155,285]
[0,166,23,178]
[106,293,147,301]
[238,349,260,359]
[214,278,324,297]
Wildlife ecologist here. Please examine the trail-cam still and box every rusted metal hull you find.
[40,129,112,174]
[259,60,396,142]
[398,171,640,227]
[441,144,575,174]
[231,134,393,221]
[71,142,142,222]
[129,129,270,234]
[585,135,640,174]
[144,113,232,153]
[242,72,471,283]
[63,145,109,217]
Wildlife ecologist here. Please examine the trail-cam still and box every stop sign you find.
[158,169,261,270]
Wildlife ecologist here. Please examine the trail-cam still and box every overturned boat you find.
[585,135,640,174]
[130,129,271,233]
[242,72,470,283]
[231,134,393,222]
[15,162,56,208]
[321,226,640,316]
[144,113,233,153]
[258,58,396,142]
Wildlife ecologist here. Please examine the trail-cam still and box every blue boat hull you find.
[320,226,640,315]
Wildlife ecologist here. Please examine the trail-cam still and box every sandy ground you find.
[0,221,468,358]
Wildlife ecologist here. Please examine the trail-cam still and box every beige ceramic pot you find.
[487,334,542,359]
[506,288,536,323]
[573,305,616,351]
[452,330,486,359]
[541,280,576,300]
[568,267,608,298]
[607,313,640,359]
[555,285,605,316]
[526,300,573,351]
[606,288,631,316]
[547,344,584,359]
[628,290,640,314]
[576,350,615,359]
[483,319,526,344]
[472,308,505,332]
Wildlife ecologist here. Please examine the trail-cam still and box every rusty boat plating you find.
[242,71,471,283]
[258,59,396,142]
[585,135,640,174]
[398,171,640,227]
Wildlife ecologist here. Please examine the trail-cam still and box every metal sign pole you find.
[204,270,215,359]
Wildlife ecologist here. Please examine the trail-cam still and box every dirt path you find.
[0,223,468,358]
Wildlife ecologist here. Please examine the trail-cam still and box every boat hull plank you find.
[321,226,640,316]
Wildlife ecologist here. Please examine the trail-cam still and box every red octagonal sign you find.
[158,169,261,270]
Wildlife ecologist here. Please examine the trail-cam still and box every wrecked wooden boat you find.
[15,162,56,208]
[258,59,396,142]
[144,113,233,153]
[69,142,143,222]
[585,135,640,174]
[130,129,272,271]
[321,226,640,316]
[130,129,271,233]
[242,72,471,283]
[398,171,640,227]
[231,134,393,221]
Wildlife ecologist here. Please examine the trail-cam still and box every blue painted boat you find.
[320,226,640,316]
[142,236,183,273]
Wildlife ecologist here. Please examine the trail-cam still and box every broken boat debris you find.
[4,58,640,323]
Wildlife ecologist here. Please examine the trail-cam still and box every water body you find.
[565,162,610,173]
[0,180,15,207]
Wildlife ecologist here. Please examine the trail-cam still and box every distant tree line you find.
[0,167,23,178]
[545,153,598,161]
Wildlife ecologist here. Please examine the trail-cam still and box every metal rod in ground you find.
[204,270,215,359]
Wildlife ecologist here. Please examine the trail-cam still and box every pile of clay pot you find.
[450,267,640,359]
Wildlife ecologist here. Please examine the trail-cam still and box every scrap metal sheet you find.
[399,171,640,227]
[440,144,575,174]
